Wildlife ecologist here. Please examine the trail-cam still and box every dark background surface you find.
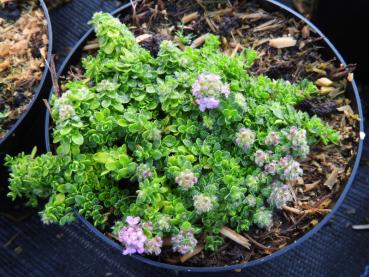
[1,0,369,276]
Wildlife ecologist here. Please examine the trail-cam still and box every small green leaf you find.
[72,133,84,145]
[93,152,110,164]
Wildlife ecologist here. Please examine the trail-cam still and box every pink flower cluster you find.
[192,73,230,112]
[145,236,163,256]
[171,229,198,254]
[265,131,280,146]
[285,126,309,157]
[268,181,294,209]
[264,160,278,175]
[175,169,198,190]
[278,155,303,181]
[118,216,164,256]
[118,216,147,255]
[254,150,271,167]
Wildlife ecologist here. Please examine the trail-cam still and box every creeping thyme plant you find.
[6,13,340,256]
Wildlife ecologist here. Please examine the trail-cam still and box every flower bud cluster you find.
[285,126,309,158]
[171,229,198,254]
[175,169,198,190]
[268,181,294,209]
[235,128,255,151]
[192,73,230,111]
[278,155,303,181]
[193,194,214,214]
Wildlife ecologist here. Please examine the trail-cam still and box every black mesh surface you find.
[1,1,369,276]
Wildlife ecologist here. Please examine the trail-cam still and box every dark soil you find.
[59,0,359,268]
[298,97,338,116]
[0,1,21,21]
[140,34,168,57]
[0,0,48,139]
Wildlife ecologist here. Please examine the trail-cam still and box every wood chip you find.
[82,43,100,51]
[269,37,297,48]
[204,16,218,33]
[301,26,310,38]
[347,72,354,82]
[304,180,320,192]
[304,208,331,215]
[231,43,241,57]
[181,12,199,24]
[135,33,153,43]
[323,167,339,190]
[319,86,336,95]
[319,198,332,209]
[208,8,233,17]
[191,33,209,48]
[253,19,283,32]
[282,205,304,215]
[315,77,333,87]
[220,226,250,249]
[0,60,10,72]
[179,244,204,263]
[337,105,354,114]
[240,12,268,21]
[253,38,270,48]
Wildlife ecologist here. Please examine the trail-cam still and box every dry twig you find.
[220,226,250,249]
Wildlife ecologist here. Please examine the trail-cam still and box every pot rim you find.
[0,0,53,147]
[44,0,364,272]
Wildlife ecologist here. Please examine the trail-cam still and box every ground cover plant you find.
[4,1,357,266]
[0,0,48,138]
[6,11,346,261]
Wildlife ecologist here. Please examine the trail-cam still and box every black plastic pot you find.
[0,0,53,155]
[0,0,52,211]
[44,0,364,272]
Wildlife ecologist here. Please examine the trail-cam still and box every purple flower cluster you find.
[268,181,294,209]
[192,73,230,112]
[278,155,303,181]
[118,216,147,255]
[235,128,255,151]
[264,161,278,175]
[171,229,198,254]
[136,164,153,182]
[285,126,309,158]
[254,150,271,167]
[175,169,198,190]
[265,131,280,146]
[145,236,163,256]
[193,194,213,214]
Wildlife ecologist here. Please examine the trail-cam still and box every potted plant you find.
[0,0,52,155]
[5,0,364,272]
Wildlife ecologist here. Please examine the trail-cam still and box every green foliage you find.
[6,12,340,253]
